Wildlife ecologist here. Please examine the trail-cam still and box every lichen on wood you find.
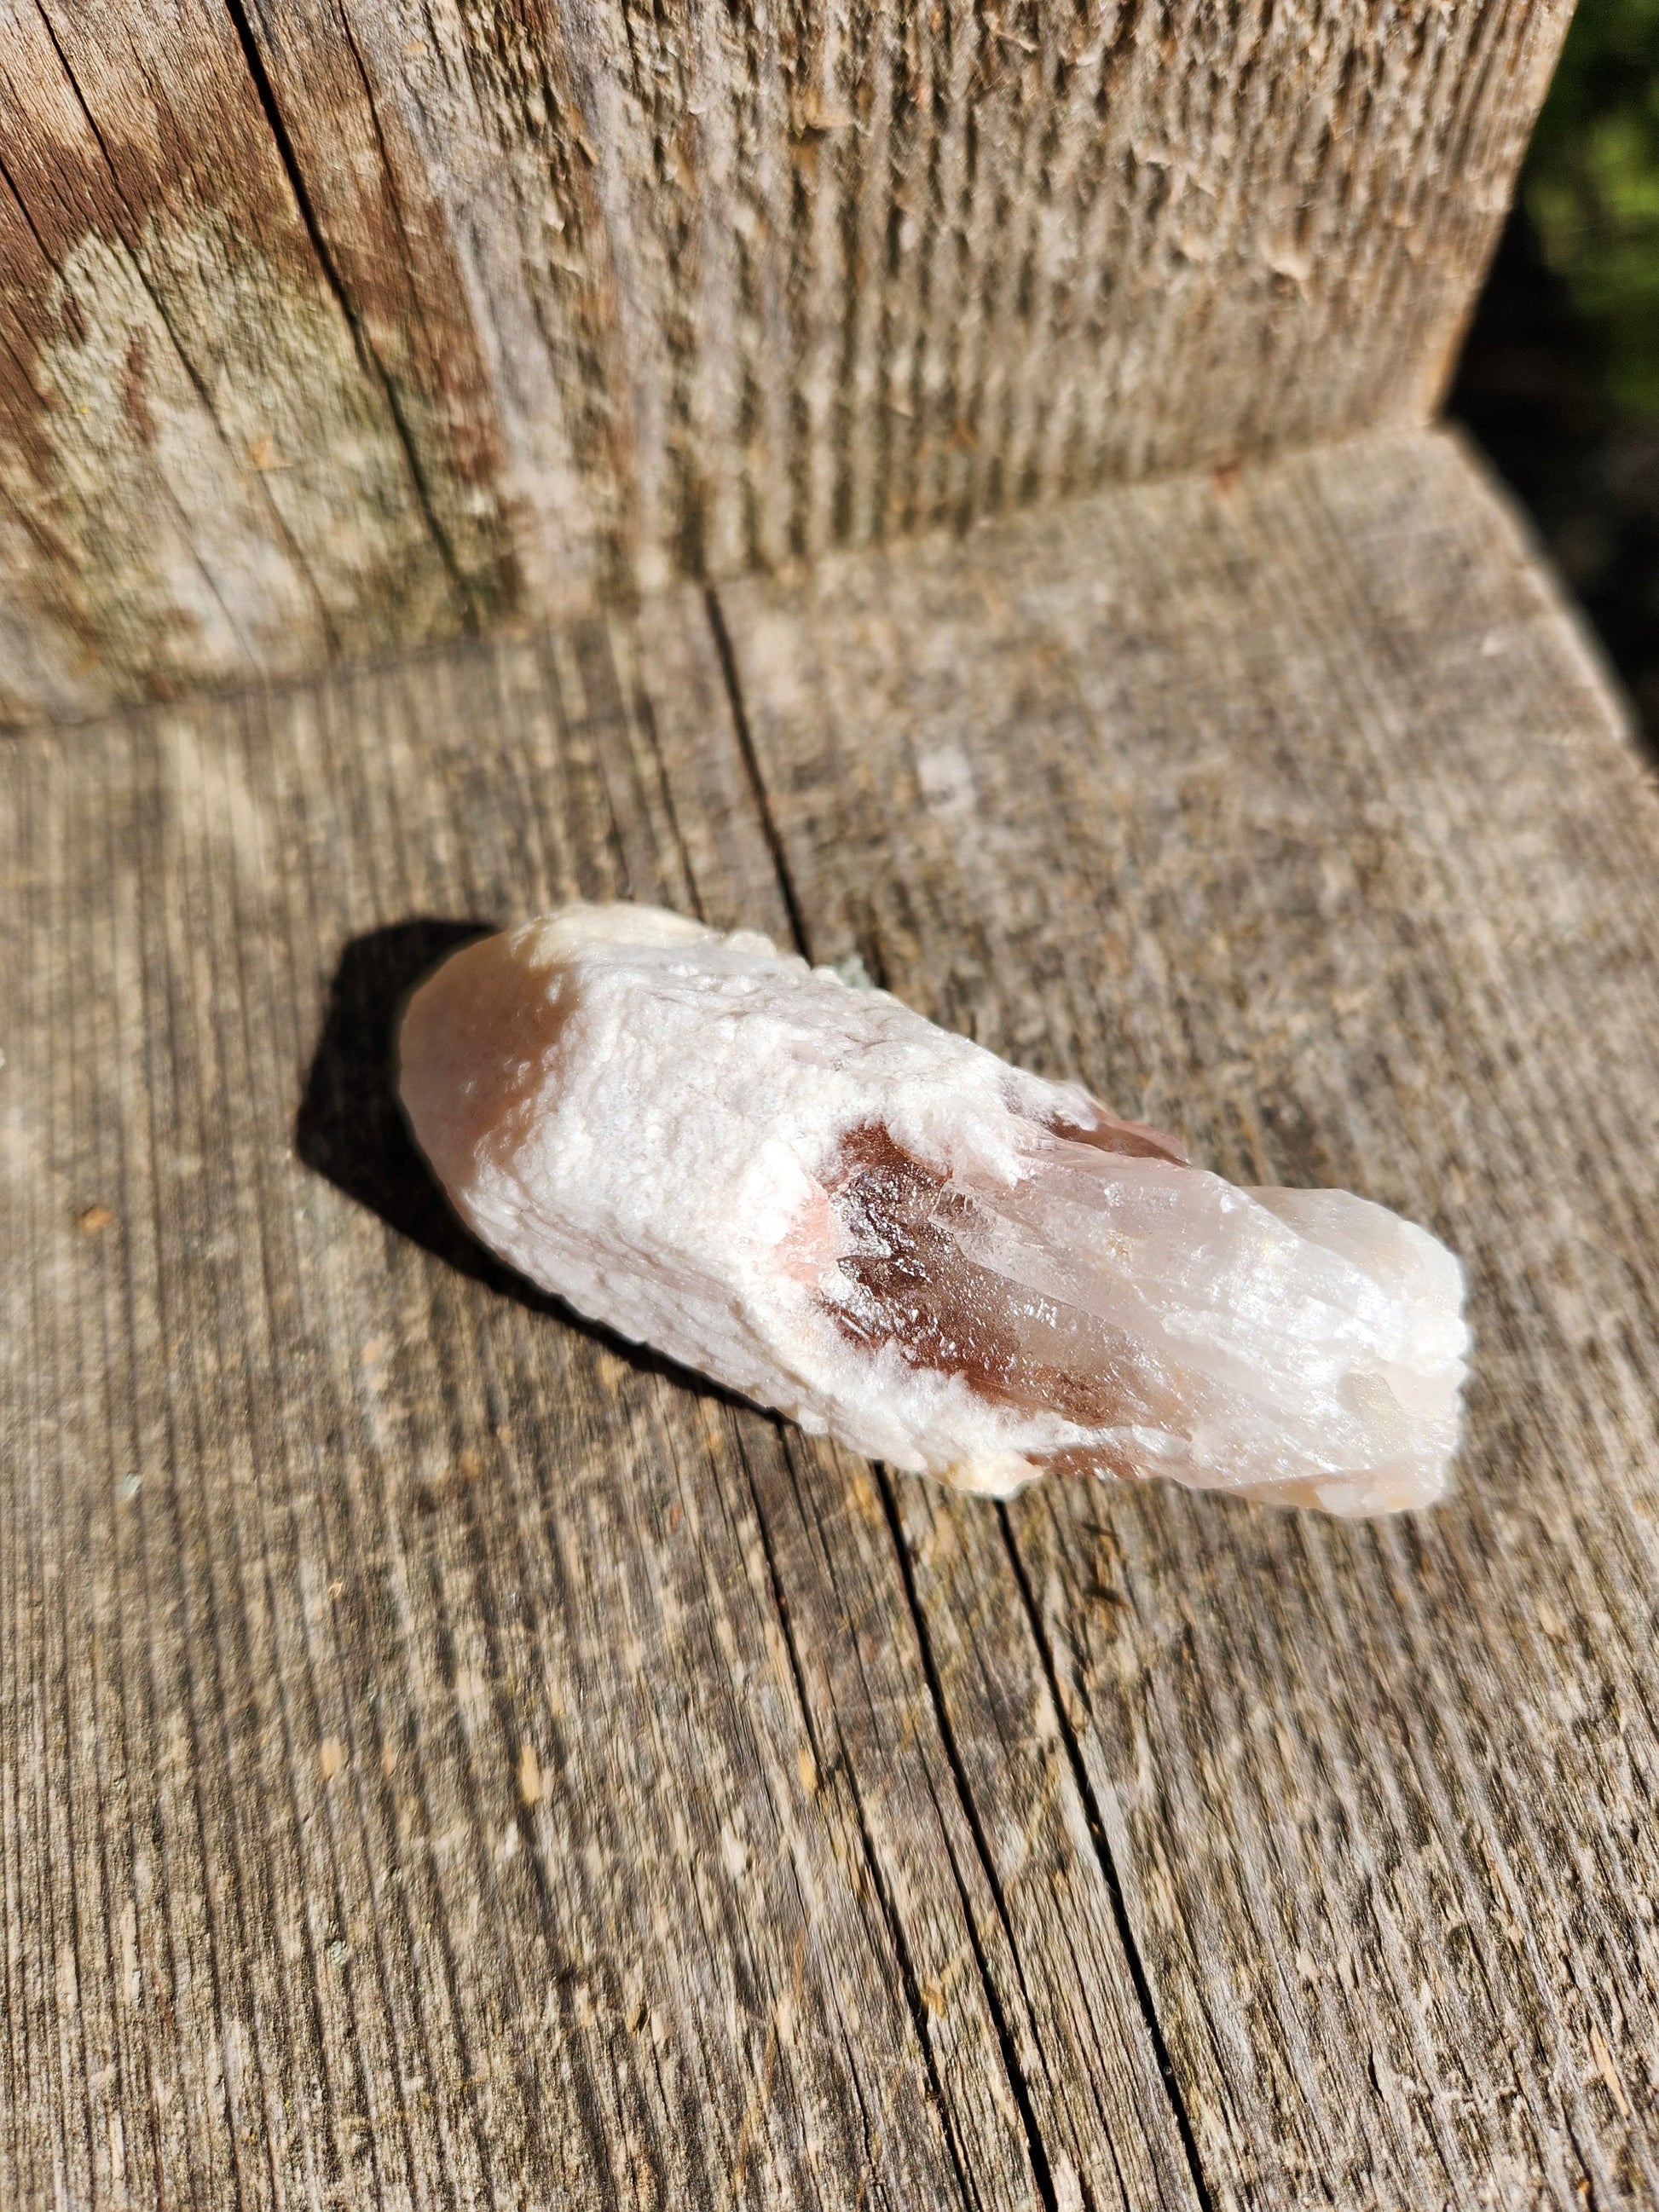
[0,0,494,717]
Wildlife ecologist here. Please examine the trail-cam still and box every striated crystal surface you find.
[399,902,1470,1514]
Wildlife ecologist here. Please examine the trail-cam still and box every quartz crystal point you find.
[399,904,1469,1515]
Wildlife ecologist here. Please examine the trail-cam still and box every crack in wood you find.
[704,566,1203,2212]
[737,1424,990,2212]
[705,582,814,962]
[220,0,477,632]
[996,1505,1218,2212]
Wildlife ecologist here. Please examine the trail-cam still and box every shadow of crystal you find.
[293,917,571,1310]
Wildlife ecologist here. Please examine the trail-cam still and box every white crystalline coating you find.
[398,902,1471,1516]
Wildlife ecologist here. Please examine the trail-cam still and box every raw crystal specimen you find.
[399,904,1469,1515]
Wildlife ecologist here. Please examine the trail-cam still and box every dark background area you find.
[1454,0,1659,741]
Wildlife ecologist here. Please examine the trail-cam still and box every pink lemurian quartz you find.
[399,904,1469,1514]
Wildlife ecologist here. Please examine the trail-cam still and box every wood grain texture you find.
[0,0,477,724]
[720,424,1659,2208]
[0,593,1195,2209]
[1,0,1573,723]
[6,422,1659,2207]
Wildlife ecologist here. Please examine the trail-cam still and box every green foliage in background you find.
[1527,0,1659,414]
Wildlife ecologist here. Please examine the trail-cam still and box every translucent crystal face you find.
[820,1122,1177,1481]
[818,1115,1468,1511]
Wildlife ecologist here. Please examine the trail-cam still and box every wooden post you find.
[2,0,1572,723]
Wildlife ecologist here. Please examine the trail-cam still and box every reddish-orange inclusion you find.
[818,1121,1142,1452]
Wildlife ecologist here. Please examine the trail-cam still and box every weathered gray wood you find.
[7,421,1659,2208]
[720,423,1659,2206]
[0,595,1195,2209]
[0,0,475,723]
[1,0,1573,723]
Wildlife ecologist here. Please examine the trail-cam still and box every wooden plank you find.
[718,423,1659,2206]
[0,602,1198,2207]
[9,421,1657,2209]
[2,0,1574,724]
